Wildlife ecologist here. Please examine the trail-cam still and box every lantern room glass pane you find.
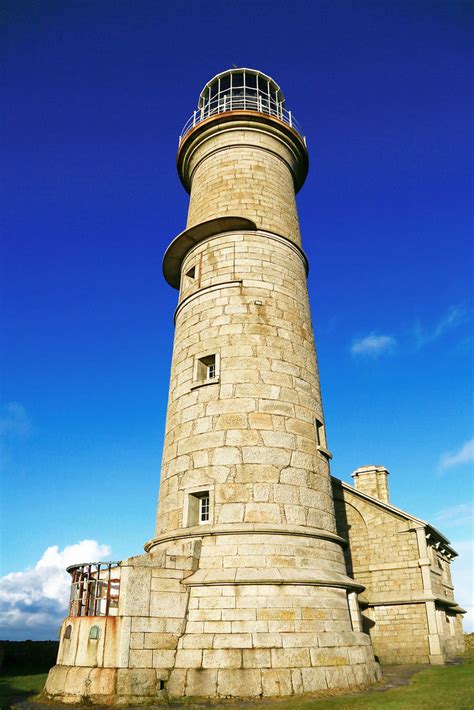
[258,75,268,94]
[220,75,230,92]
[246,72,257,89]
[232,72,244,88]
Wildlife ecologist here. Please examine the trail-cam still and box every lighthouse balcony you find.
[67,561,121,617]
[179,67,305,143]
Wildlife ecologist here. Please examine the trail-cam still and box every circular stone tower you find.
[145,68,381,698]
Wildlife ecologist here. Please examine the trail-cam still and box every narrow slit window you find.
[315,418,326,448]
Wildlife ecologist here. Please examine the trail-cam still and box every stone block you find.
[271,647,310,667]
[281,632,320,648]
[63,667,90,696]
[291,668,303,694]
[301,667,327,692]
[185,669,218,696]
[218,503,245,523]
[311,647,348,666]
[180,633,214,649]
[115,668,158,697]
[44,665,70,696]
[325,666,351,689]
[261,668,292,696]
[143,632,178,650]
[88,668,116,697]
[175,649,202,668]
[234,464,280,483]
[149,591,188,618]
[152,649,176,668]
[202,649,242,668]
[166,669,186,697]
[129,649,153,668]
[244,503,281,523]
[120,566,151,616]
[252,632,282,647]
[217,669,262,697]
[243,648,271,668]
[213,633,252,648]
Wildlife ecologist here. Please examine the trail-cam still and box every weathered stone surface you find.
[217,669,262,697]
[44,665,70,696]
[115,668,156,697]
[262,668,292,696]
[185,669,218,696]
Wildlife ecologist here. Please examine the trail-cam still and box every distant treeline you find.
[0,640,59,673]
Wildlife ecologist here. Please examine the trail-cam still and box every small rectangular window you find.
[186,490,211,526]
[199,495,210,523]
[198,354,217,381]
[192,353,220,390]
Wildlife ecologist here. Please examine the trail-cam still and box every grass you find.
[0,650,472,709]
[0,672,48,709]
[253,649,474,710]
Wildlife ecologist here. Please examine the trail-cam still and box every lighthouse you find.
[44,68,380,703]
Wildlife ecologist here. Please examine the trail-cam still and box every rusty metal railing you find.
[67,561,121,617]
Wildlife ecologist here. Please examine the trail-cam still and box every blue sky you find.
[1,0,472,638]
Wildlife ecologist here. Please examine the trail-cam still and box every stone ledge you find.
[144,523,348,552]
[182,566,364,591]
[361,594,464,608]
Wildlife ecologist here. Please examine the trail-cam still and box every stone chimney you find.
[351,465,390,504]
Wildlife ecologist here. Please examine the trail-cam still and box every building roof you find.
[331,476,458,558]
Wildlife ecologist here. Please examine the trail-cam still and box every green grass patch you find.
[0,650,472,709]
[0,672,47,709]
[255,650,474,710]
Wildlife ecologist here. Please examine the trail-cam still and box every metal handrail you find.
[179,95,305,145]
[67,561,121,617]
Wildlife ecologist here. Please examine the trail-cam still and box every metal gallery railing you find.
[67,561,121,617]
[179,95,305,144]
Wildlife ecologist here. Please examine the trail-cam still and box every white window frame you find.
[183,486,214,527]
[192,352,220,389]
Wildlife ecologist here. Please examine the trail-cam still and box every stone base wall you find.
[438,608,465,659]
[360,600,465,666]
[168,582,381,698]
[44,542,381,703]
[45,657,381,704]
[362,603,431,664]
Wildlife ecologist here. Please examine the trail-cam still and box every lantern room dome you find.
[179,67,304,143]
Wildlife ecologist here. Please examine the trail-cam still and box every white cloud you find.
[0,402,31,438]
[351,333,397,357]
[451,540,474,633]
[414,305,468,350]
[433,503,473,529]
[439,438,474,473]
[0,540,111,640]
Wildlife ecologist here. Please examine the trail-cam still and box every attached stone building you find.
[333,465,465,665]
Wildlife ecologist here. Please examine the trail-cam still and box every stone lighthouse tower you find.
[44,68,380,703]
